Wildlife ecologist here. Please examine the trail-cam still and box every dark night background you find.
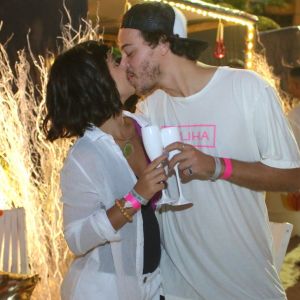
[0,0,88,64]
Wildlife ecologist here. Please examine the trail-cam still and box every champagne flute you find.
[161,126,192,206]
[141,125,175,206]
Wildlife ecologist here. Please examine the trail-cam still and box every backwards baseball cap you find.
[121,2,208,54]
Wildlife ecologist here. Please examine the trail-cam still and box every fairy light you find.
[144,0,258,69]
[125,0,132,11]
[245,24,255,68]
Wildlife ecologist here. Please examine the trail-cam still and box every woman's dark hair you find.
[43,41,122,141]
[123,94,139,113]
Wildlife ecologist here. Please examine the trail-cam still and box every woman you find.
[43,41,167,300]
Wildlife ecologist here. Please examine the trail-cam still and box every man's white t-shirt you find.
[288,103,300,146]
[137,67,300,300]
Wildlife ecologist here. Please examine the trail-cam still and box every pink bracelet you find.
[124,192,141,210]
[220,158,233,180]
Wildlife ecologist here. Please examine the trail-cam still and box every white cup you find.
[141,125,163,161]
[161,126,181,159]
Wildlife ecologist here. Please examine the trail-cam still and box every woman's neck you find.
[100,113,133,140]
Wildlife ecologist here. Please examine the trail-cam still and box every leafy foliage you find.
[212,0,290,30]
[257,15,281,31]
[214,0,290,14]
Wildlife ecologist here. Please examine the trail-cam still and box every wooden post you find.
[294,0,300,25]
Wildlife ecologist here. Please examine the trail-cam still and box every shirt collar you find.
[84,125,106,142]
[122,110,149,127]
[83,111,150,142]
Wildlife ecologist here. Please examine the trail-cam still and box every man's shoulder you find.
[219,66,262,80]
[219,67,269,91]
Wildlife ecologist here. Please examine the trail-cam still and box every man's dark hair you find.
[139,31,206,61]
[43,41,122,141]
[121,2,207,61]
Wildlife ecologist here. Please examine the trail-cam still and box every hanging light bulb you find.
[214,19,225,59]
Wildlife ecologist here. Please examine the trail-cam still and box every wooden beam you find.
[188,21,239,33]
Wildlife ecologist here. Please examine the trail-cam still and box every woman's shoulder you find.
[65,127,110,163]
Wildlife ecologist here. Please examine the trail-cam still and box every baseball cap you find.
[121,2,208,53]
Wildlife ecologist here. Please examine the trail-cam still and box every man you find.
[287,66,300,100]
[287,66,300,145]
[118,2,300,300]
[281,67,300,219]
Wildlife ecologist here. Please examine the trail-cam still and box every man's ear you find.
[159,42,170,56]
[158,37,170,56]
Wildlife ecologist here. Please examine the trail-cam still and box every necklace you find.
[113,117,136,159]
[115,132,135,159]
[122,141,134,158]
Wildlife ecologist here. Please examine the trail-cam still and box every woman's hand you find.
[134,154,168,201]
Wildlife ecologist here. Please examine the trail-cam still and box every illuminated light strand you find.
[143,0,257,69]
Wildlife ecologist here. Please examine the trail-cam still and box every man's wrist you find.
[209,157,233,181]
[209,157,223,181]
[220,158,233,180]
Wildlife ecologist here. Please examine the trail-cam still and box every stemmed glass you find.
[161,126,192,206]
[141,125,175,206]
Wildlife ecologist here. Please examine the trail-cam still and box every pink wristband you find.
[124,192,141,210]
[220,158,233,180]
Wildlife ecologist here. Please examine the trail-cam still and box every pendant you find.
[123,142,134,158]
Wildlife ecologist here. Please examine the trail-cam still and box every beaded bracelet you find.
[115,199,133,222]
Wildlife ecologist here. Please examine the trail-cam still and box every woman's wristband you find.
[220,158,233,180]
[123,192,141,210]
[131,189,148,205]
[123,189,148,209]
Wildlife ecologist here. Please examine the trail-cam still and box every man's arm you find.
[166,142,300,192]
[228,160,300,192]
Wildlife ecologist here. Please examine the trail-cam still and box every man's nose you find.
[119,56,128,69]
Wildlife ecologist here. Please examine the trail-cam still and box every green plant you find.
[215,0,290,14]
[257,15,281,31]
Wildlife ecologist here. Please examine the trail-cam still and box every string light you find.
[143,0,258,69]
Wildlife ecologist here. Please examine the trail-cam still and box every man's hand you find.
[165,142,215,181]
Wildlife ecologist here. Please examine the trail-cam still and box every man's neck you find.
[159,58,217,98]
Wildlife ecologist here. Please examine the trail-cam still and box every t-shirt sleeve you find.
[253,83,300,169]
[288,106,300,148]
